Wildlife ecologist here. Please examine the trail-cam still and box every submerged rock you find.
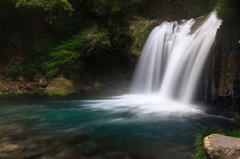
[45,78,77,95]
[65,132,89,144]
[204,134,240,159]
[0,144,26,152]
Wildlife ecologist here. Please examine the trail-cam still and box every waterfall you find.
[130,12,222,103]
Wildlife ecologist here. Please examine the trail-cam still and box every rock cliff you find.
[203,15,240,112]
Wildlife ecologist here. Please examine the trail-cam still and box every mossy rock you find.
[130,17,158,56]
[45,78,77,96]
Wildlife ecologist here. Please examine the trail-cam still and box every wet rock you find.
[0,151,42,159]
[45,77,78,95]
[204,134,240,159]
[205,15,240,106]
[53,148,83,159]
[105,151,128,159]
[65,132,89,144]
[0,144,26,152]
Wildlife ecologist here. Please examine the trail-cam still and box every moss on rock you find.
[130,17,159,56]
[45,78,77,96]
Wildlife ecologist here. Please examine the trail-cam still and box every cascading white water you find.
[73,12,222,116]
[131,12,222,103]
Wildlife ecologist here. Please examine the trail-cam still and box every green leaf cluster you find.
[43,36,81,77]
[215,0,240,19]
[43,26,112,77]
[14,0,73,11]
[9,62,39,80]
[13,0,74,23]
[215,0,234,19]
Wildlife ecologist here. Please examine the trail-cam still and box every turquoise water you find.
[0,93,239,159]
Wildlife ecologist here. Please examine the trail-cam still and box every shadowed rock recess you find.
[204,134,240,159]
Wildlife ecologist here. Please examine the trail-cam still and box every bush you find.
[9,62,39,80]
[43,26,111,77]
[215,0,240,20]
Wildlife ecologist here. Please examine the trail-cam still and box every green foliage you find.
[130,18,157,56]
[43,26,112,77]
[44,50,81,77]
[43,37,81,77]
[215,0,240,19]
[14,0,73,11]
[234,112,240,122]
[135,0,217,19]
[194,128,240,159]
[13,0,73,23]
[2,0,222,81]
[81,26,111,50]
[227,129,240,138]
[89,0,142,17]
[215,0,234,19]
[194,128,224,159]
[9,62,39,80]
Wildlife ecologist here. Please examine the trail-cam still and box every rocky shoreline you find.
[0,76,130,96]
[0,76,46,96]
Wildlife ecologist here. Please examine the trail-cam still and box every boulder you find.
[45,78,77,95]
[204,134,240,159]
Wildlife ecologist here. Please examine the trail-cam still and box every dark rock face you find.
[202,16,240,111]
[204,134,240,159]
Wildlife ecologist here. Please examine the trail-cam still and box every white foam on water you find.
[81,94,202,117]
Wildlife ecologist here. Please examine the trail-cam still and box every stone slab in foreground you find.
[204,134,240,159]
